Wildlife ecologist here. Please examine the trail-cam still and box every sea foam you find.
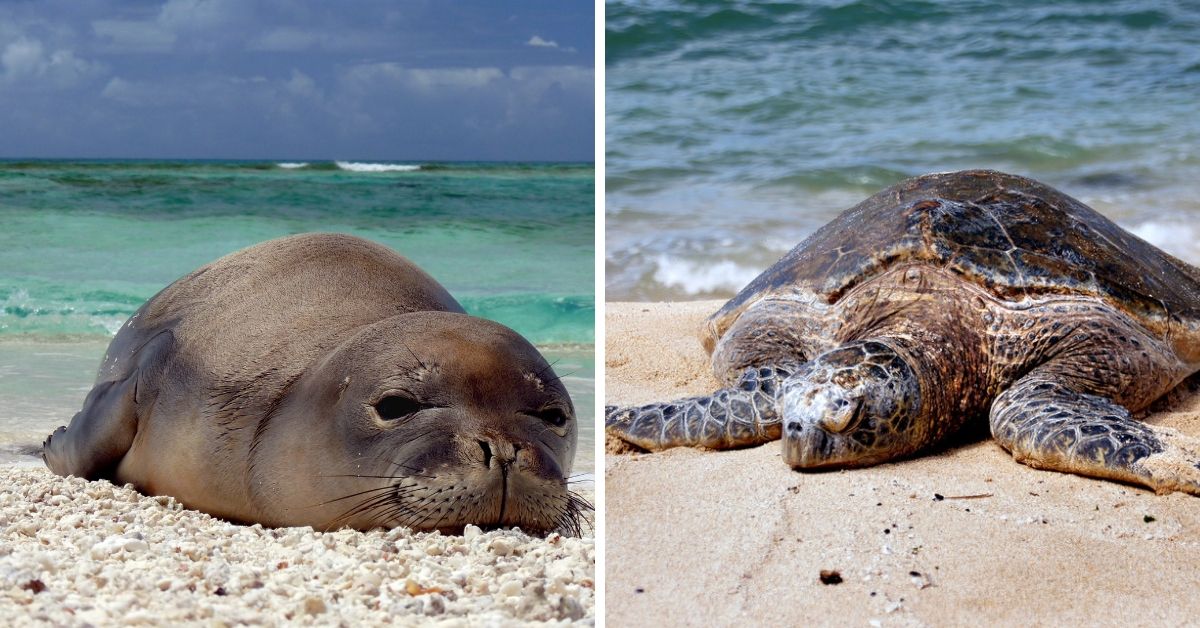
[335,161,421,173]
[276,162,308,169]
[652,254,761,296]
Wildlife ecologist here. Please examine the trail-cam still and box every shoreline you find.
[605,300,1200,625]
[0,467,594,625]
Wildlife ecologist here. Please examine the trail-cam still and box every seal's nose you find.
[477,439,519,469]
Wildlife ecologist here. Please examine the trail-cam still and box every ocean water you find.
[606,0,1200,300]
[0,160,595,476]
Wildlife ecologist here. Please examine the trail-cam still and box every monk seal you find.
[43,233,587,534]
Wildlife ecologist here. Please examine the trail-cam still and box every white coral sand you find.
[0,467,594,626]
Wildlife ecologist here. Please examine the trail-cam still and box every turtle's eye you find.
[534,408,570,428]
[374,395,423,422]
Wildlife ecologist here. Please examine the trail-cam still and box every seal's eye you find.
[535,409,570,428]
[374,395,422,421]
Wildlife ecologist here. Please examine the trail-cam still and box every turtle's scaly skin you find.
[606,170,1200,495]
[605,365,792,451]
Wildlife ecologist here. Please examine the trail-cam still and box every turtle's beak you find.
[780,378,860,468]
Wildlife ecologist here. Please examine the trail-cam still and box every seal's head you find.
[780,341,923,469]
[251,311,585,534]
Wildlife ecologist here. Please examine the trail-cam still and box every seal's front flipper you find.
[605,366,788,451]
[43,330,173,480]
[990,376,1200,495]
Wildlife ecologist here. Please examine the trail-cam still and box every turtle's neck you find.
[833,265,993,442]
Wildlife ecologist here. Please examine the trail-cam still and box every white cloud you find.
[91,0,247,53]
[508,65,593,86]
[100,70,327,120]
[340,63,592,102]
[0,37,101,88]
[526,35,576,53]
[284,69,320,100]
[500,65,593,127]
[101,75,242,108]
[402,67,504,91]
[330,61,592,140]
[344,63,504,94]
[527,35,558,48]
[1,38,44,78]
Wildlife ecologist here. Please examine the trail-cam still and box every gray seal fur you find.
[44,233,586,534]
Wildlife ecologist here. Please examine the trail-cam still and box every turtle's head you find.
[781,340,923,469]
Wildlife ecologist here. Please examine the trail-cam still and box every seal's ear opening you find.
[374,395,422,421]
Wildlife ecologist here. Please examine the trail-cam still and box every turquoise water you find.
[1,160,593,343]
[0,160,595,474]
[606,0,1200,299]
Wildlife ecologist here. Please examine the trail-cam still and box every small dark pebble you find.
[870,591,876,597]
[933,493,944,501]
[635,587,645,594]
[819,570,843,585]
[884,529,890,534]
[909,571,920,577]
[214,586,227,596]
[1144,515,1156,523]
[21,579,46,594]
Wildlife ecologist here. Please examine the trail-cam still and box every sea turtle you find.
[606,169,1200,495]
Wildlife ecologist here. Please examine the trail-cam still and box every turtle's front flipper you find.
[605,366,789,451]
[990,376,1200,495]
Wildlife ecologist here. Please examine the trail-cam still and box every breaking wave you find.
[651,254,761,296]
[334,161,422,173]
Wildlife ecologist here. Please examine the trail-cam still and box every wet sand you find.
[605,300,1200,626]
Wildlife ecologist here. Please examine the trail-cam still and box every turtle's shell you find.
[711,170,1200,351]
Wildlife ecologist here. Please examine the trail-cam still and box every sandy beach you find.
[605,301,1200,626]
[0,465,594,626]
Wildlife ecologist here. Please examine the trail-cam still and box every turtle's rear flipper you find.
[605,366,788,451]
[990,376,1200,496]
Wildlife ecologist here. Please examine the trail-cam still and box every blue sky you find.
[0,0,594,161]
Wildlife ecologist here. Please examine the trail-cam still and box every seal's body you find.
[44,234,583,533]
